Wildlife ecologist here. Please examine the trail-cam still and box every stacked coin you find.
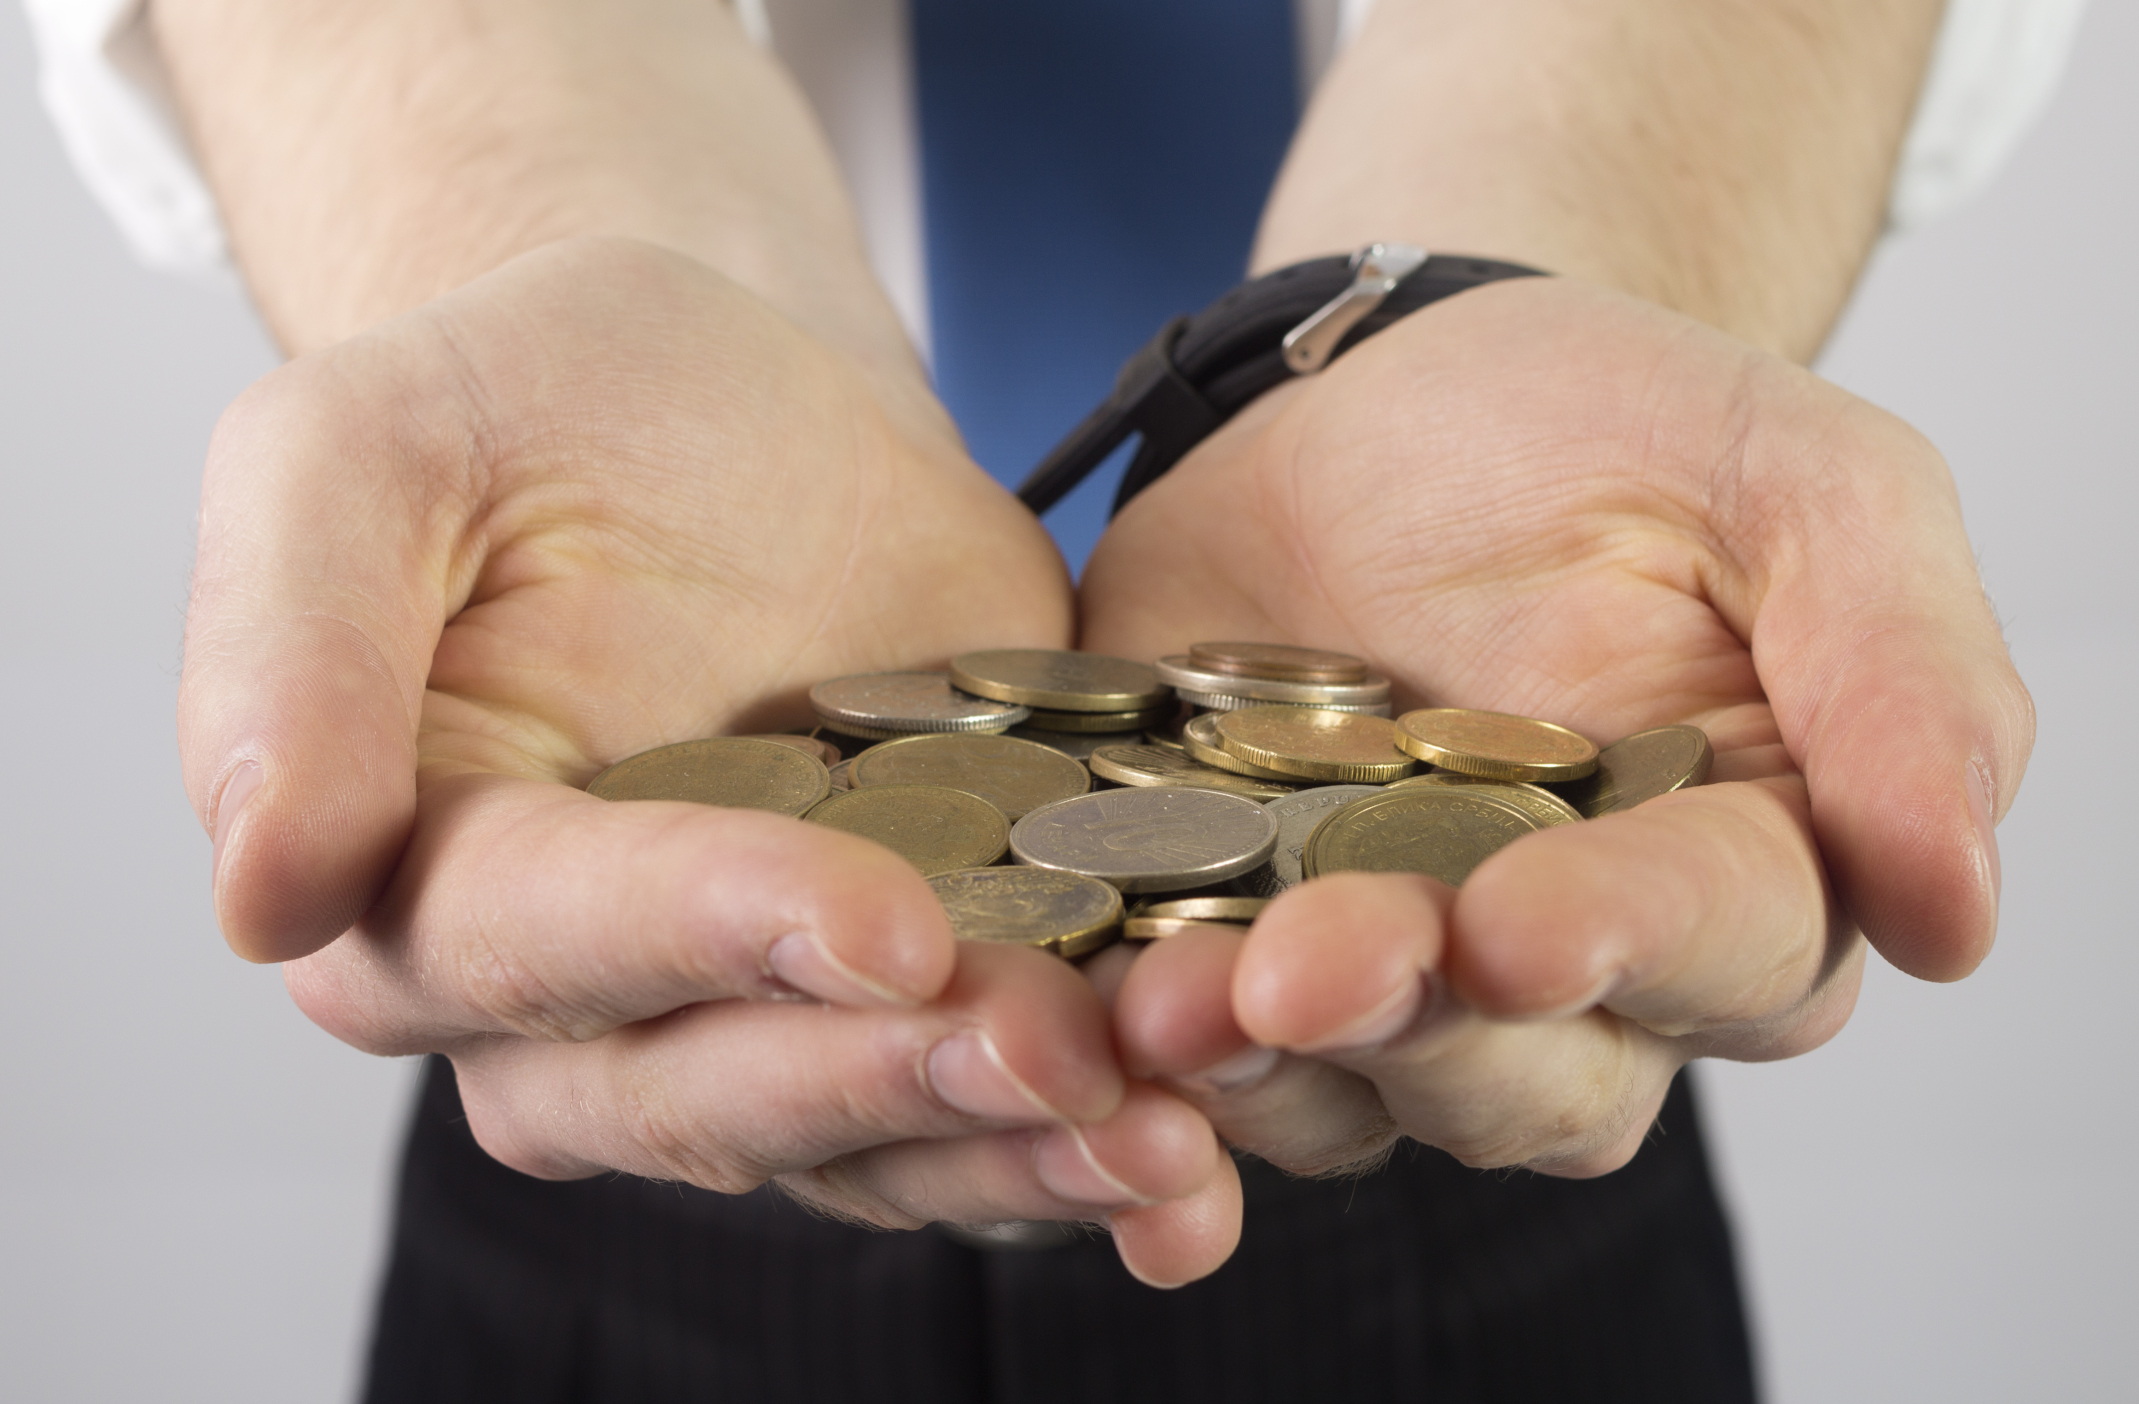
[582,642,1714,961]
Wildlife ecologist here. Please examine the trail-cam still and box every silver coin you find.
[1010,787,1279,894]
[1175,686,1390,717]
[828,759,854,791]
[1157,655,1391,707]
[1005,726,1113,761]
[1234,785,1385,897]
[1087,743,1298,800]
[810,671,1030,737]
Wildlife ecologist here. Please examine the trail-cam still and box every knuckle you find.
[613,1065,773,1196]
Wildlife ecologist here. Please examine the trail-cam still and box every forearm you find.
[150,0,923,394]
[1260,0,1946,360]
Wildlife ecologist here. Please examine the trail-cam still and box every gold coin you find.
[1020,703,1177,733]
[740,733,844,767]
[1123,916,1249,941]
[850,732,1089,821]
[1215,706,1418,784]
[804,783,1010,876]
[587,737,831,815]
[1088,743,1298,800]
[1386,772,1584,826]
[1133,896,1268,924]
[1542,724,1713,818]
[949,649,1169,712]
[1391,708,1598,782]
[1180,713,1303,781]
[928,866,1123,959]
[1186,642,1369,684]
[1302,785,1544,887]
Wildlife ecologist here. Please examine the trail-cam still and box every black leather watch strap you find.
[1015,251,1544,518]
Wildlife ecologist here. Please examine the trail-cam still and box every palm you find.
[1085,278,2024,1178]
[400,245,1072,786]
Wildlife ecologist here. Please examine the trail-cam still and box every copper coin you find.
[1186,642,1369,684]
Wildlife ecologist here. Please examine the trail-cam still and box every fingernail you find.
[211,761,263,886]
[1967,762,2002,905]
[1175,1044,1279,1096]
[766,932,917,1007]
[1297,973,1424,1054]
[927,1029,1063,1123]
[1034,1125,1153,1208]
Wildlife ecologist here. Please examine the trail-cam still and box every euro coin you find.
[1158,655,1391,707]
[1010,787,1279,894]
[1235,784,1384,897]
[1087,743,1299,800]
[1181,712,1302,780]
[740,733,844,767]
[1185,641,1369,684]
[1123,916,1249,941]
[950,648,1169,712]
[1391,707,1598,782]
[810,671,1029,738]
[1302,785,1544,887]
[928,866,1124,959]
[587,737,831,816]
[1216,706,1417,784]
[804,783,1010,876]
[1133,896,1267,923]
[1019,703,1177,733]
[1542,724,1714,817]
[1386,772,1583,826]
[850,732,1089,821]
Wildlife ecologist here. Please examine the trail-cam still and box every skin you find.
[148,0,2032,1284]
[1088,0,2033,1180]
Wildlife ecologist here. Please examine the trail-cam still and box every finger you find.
[1449,774,1865,1060]
[447,941,1123,1187]
[1706,362,2035,979]
[793,1082,1224,1227]
[283,772,958,1051]
[1114,927,1396,1175]
[1237,873,1681,1176]
[179,326,486,962]
[789,1092,1245,1287]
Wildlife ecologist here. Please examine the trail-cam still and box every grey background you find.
[1,4,2131,1399]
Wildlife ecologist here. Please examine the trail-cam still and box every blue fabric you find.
[911,0,1301,575]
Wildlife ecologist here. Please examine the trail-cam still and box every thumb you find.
[180,334,475,963]
[1726,377,2035,982]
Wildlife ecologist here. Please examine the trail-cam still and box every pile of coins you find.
[586,645,1712,959]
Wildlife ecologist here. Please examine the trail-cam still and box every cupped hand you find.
[179,237,1236,1282]
[1084,276,2033,1178]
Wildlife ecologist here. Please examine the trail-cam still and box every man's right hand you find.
[177,238,1239,1286]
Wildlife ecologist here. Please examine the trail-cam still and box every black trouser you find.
[364,1057,1755,1403]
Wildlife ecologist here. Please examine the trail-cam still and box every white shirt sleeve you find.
[20,0,2092,280]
